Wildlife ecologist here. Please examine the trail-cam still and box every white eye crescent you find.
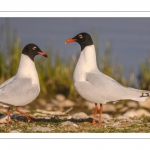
[32,47,37,50]
[78,34,83,38]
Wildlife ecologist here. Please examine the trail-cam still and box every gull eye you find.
[32,46,37,50]
[78,34,83,38]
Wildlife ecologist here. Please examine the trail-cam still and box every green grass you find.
[1,116,150,133]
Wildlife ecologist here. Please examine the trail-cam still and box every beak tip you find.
[38,52,48,57]
[65,38,76,44]
[43,53,48,57]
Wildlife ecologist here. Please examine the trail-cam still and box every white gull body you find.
[74,45,150,104]
[0,54,40,107]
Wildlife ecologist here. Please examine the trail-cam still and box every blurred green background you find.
[0,19,150,110]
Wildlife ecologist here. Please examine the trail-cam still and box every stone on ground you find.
[32,126,51,132]
[72,112,88,119]
[61,121,78,127]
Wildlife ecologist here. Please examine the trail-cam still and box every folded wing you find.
[0,77,39,106]
[85,72,150,102]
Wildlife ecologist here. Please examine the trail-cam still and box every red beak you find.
[65,38,77,44]
[38,52,47,57]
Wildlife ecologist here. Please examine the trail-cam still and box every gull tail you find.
[125,87,150,102]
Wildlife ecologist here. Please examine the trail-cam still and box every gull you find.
[0,43,47,124]
[65,32,150,124]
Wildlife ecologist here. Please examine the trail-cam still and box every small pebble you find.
[123,109,150,117]
[103,104,116,112]
[102,114,111,119]
[83,101,94,110]
[64,100,75,107]
[45,117,51,119]
[139,98,150,109]
[110,121,121,127]
[117,116,133,123]
[67,116,72,119]
[117,116,130,120]
[116,104,123,109]
[123,110,137,118]
[32,126,51,132]
[127,101,138,108]
[119,107,128,113]
[61,121,78,127]
[55,94,66,102]
[38,98,47,106]
[72,112,88,119]
[33,113,47,117]
[10,130,20,133]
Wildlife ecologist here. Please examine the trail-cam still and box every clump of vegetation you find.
[138,55,150,90]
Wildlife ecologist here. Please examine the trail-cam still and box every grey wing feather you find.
[74,81,110,104]
[86,72,150,102]
[0,76,16,88]
[0,77,40,106]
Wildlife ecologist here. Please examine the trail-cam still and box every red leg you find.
[92,103,98,124]
[16,106,36,121]
[98,103,103,124]
[6,107,11,125]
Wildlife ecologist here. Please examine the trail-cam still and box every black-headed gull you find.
[0,43,47,124]
[65,32,150,124]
